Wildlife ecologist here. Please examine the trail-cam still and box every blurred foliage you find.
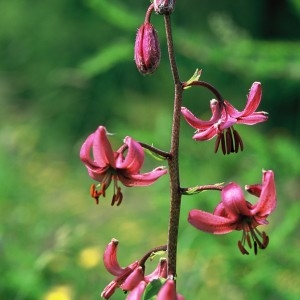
[1,0,300,299]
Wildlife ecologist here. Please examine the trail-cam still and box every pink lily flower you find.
[101,239,168,299]
[181,82,268,154]
[80,126,167,205]
[188,170,276,255]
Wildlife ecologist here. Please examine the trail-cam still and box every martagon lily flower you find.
[188,170,276,255]
[80,126,167,205]
[101,239,168,299]
[181,82,268,154]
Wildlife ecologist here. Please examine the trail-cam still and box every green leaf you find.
[183,68,202,89]
[149,251,167,261]
[144,147,167,161]
[142,278,166,300]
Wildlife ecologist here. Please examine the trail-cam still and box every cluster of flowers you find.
[101,239,183,299]
[80,81,276,296]
[79,0,277,298]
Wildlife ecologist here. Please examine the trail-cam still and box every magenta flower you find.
[181,82,268,154]
[101,239,168,299]
[188,170,276,255]
[80,126,167,205]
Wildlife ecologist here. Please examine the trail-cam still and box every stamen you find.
[116,187,123,206]
[238,240,249,255]
[254,241,258,255]
[110,179,123,206]
[246,232,252,249]
[100,182,107,197]
[225,128,234,154]
[90,184,100,204]
[233,129,244,152]
[220,132,226,154]
[214,133,222,153]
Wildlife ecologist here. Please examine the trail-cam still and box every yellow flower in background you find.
[43,285,72,300]
[78,246,101,269]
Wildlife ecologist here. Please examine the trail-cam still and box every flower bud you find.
[134,22,160,75]
[153,0,176,15]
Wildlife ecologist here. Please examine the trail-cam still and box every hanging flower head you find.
[181,82,268,154]
[101,239,168,299]
[188,170,277,255]
[80,126,167,205]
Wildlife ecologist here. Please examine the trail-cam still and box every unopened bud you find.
[134,22,160,75]
[153,0,176,15]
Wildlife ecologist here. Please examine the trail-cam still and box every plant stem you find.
[164,14,183,278]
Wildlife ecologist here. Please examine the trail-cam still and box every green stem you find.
[164,14,183,278]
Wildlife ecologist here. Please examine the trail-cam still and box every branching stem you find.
[164,14,183,278]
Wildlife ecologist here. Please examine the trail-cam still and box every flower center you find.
[89,169,123,206]
[238,218,269,255]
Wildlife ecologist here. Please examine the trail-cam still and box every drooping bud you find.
[134,22,161,75]
[153,0,176,15]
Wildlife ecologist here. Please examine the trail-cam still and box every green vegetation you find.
[1,0,299,299]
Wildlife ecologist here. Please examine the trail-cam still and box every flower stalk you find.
[164,14,183,278]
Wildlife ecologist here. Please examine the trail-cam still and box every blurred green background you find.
[1,0,300,299]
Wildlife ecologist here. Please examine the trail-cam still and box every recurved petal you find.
[145,258,167,282]
[119,167,167,187]
[80,132,96,166]
[251,170,276,216]
[243,82,262,116]
[236,112,268,125]
[188,209,236,234]
[101,280,118,300]
[103,239,125,276]
[181,106,217,130]
[87,168,107,182]
[192,126,218,141]
[93,126,116,168]
[213,202,229,218]
[221,183,252,218]
[116,137,144,172]
[120,266,144,291]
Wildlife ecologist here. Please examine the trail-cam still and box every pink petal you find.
[236,112,268,125]
[120,266,144,291]
[126,281,147,300]
[103,239,125,276]
[192,126,218,141]
[188,209,236,234]
[228,82,262,118]
[145,258,167,282]
[87,168,107,182]
[213,202,229,218]
[101,280,118,300]
[243,82,262,116]
[251,170,276,216]
[93,126,116,168]
[118,167,167,187]
[80,132,97,167]
[221,183,252,218]
[181,103,220,130]
[116,137,144,172]
[157,280,177,300]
